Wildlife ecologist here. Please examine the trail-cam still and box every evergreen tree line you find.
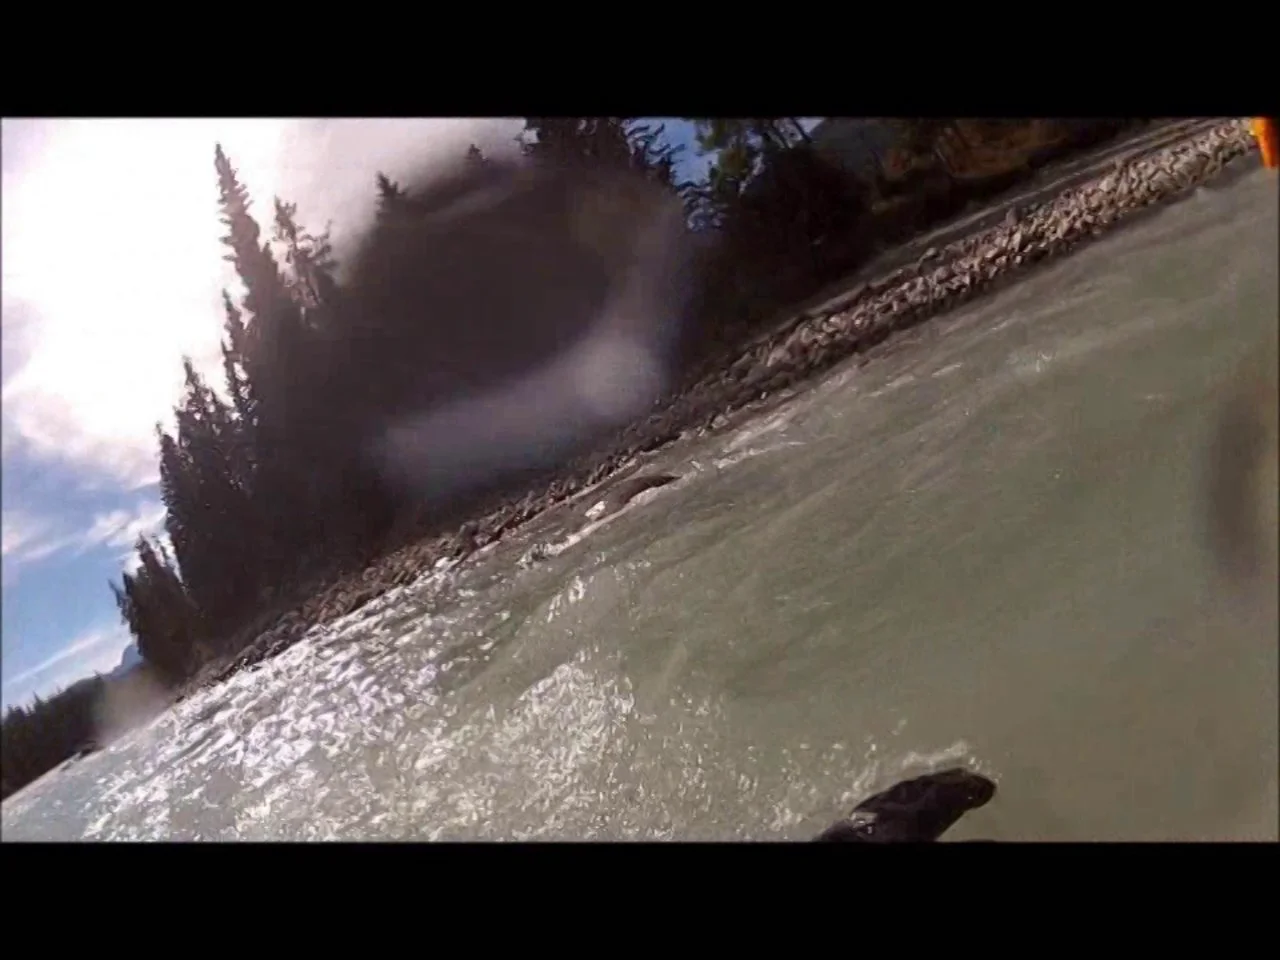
[1,676,102,799]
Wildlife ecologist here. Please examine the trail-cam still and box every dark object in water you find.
[814,767,997,842]
[585,472,679,521]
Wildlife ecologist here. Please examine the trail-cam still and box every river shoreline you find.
[186,118,1259,695]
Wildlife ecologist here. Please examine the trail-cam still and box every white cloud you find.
[1,623,133,708]
[1,500,168,582]
[1,117,519,491]
[84,501,169,553]
[1,509,67,564]
[2,510,33,556]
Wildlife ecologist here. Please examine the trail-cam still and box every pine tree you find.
[220,290,255,428]
[626,119,683,188]
[156,425,194,576]
[157,360,260,626]
[268,196,354,547]
[213,144,310,433]
[374,171,409,222]
[215,144,295,341]
[521,118,679,185]
[114,537,200,681]
[109,578,135,638]
[271,197,339,319]
[690,118,810,164]
[218,291,260,505]
[214,145,322,568]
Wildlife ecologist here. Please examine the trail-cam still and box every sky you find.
[0,117,709,710]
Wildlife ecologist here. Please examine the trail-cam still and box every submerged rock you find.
[814,767,997,842]
[582,472,680,522]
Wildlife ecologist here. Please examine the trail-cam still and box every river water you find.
[4,165,1276,842]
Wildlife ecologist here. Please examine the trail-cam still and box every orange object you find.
[1250,117,1278,169]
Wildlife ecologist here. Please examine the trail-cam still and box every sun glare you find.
[2,119,290,486]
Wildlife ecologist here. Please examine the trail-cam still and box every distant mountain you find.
[109,644,144,680]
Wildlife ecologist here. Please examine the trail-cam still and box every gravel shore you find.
[194,118,1260,690]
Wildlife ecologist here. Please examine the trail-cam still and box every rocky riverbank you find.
[190,118,1259,692]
